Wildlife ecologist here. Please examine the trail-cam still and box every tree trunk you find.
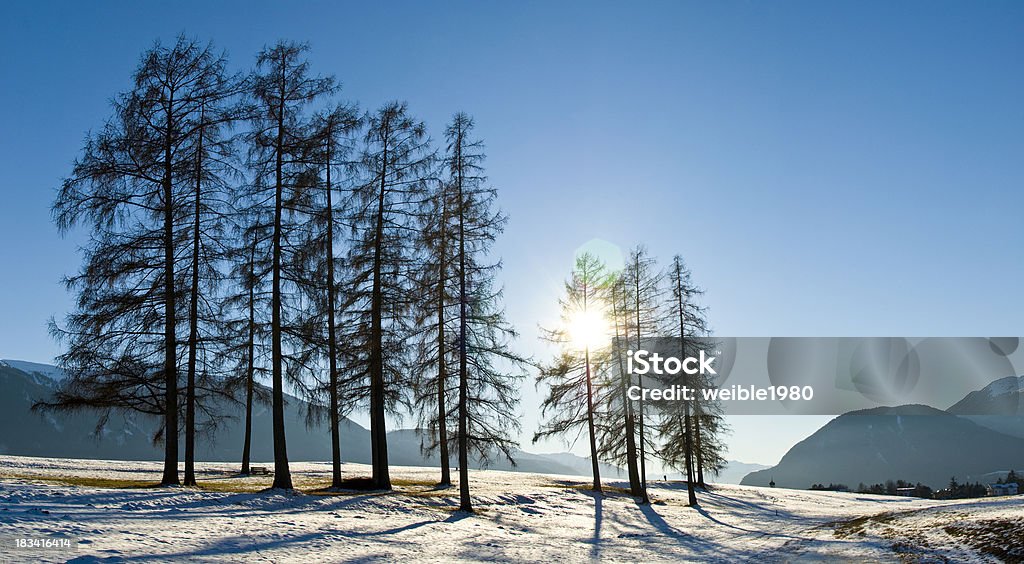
[456,130,472,512]
[435,178,451,487]
[369,127,391,490]
[161,93,180,487]
[325,131,343,489]
[637,373,649,504]
[623,383,641,495]
[676,261,696,505]
[585,346,601,493]
[241,232,256,476]
[683,409,697,506]
[184,104,205,488]
[612,293,641,496]
[695,411,706,487]
[635,272,649,504]
[437,262,451,486]
[270,77,292,490]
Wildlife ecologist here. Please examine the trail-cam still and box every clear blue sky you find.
[1,1,1022,465]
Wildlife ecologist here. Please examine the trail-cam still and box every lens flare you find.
[567,307,611,351]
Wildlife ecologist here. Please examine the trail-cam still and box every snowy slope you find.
[948,374,1024,439]
[0,359,65,385]
[0,455,1020,562]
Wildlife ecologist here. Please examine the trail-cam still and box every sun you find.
[567,307,612,352]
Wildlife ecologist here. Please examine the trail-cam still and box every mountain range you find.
[0,359,623,479]
[947,374,1024,439]
[742,375,1024,490]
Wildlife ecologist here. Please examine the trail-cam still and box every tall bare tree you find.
[535,252,611,493]
[596,275,643,496]
[180,50,245,486]
[248,41,337,490]
[291,104,361,488]
[622,245,662,504]
[655,255,709,505]
[220,210,273,475]
[344,102,432,490]
[443,114,527,510]
[47,37,231,486]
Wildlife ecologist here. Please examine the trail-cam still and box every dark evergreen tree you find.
[535,252,611,494]
[655,255,709,506]
[179,48,245,486]
[293,103,360,488]
[444,114,527,510]
[220,211,273,475]
[596,275,642,496]
[46,37,232,486]
[343,102,432,490]
[622,245,662,504]
[410,143,459,488]
[248,41,337,490]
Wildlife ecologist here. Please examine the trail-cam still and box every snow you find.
[985,375,1024,398]
[0,455,1021,562]
[1,359,66,384]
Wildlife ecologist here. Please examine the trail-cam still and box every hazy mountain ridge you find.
[741,403,1024,490]
[947,374,1024,439]
[0,360,619,478]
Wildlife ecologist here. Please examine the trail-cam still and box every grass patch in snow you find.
[0,473,161,489]
[301,476,441,496]
[944,518,1024,562]
[544,481,635,497]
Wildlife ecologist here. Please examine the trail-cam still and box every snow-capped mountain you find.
[741,404,1024,490]
[948,374,1024,438]
[0,359,66,384]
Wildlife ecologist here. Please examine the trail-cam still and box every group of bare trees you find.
[46,35,525,511]
[535,248,725,505]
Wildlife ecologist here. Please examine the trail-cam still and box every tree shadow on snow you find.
[634,500,748,561]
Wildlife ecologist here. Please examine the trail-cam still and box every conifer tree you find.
[220,211,273,475]
[622,246,662,503]
[248,41,336,489]
[293,103,360,488]
[47,37,232,486]
[656,255,708,505]
[445,114,527,510]
[535,252,611,493]
[344,102,432,489]
[596,275,643,496]
[180,49,244,486]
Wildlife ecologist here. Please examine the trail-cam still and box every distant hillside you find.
[0,360,371,463]
[0,360,615,478]
[741,404,1024,490]
[0,359,66,382]
[948,374,1024,439]
[714,460,769,485]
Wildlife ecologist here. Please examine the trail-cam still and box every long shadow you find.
[2,489,391,525]
[575,490,604,559]
[634,501,739,560]
[342,510,470,537]
[122,509,471,561]
[693,504,807,541]
[699,489,807,522]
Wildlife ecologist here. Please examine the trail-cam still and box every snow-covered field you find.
[1,455,1021,562]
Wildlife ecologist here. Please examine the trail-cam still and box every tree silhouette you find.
[344,102,432,490]
[46,36,232,486]
[247,40,337,490]
[535,252,611,494]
